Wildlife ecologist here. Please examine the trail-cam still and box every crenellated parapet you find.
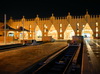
[5,11,100,39]
[7,11,100,24]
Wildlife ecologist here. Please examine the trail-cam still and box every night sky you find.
[0,0,100,21]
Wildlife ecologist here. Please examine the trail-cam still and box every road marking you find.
[85,40,100,73]
[91,40,100,47]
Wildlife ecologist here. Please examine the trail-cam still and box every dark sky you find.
[0,0,100,21]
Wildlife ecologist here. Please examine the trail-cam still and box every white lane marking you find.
[91,40,100,47]
[95,43,100,47]
[85,40,100,73]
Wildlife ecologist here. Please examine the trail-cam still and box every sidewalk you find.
[0,41,21,46]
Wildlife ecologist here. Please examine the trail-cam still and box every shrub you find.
[67,40,72,44]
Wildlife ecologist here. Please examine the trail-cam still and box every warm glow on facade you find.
[83,25,84,27]
[30,34,32,37]
[96,33,98,37]
[60,28,62,32]
[17,25,19,28]
[64,24,75,40]
[82,23,93,38]
[77,23,79,26]
[60,24,62,27]
[48,25,58,39]
[30,31,31,33]
[96,27,98,32]
[30,25,31,28]
[44,24,47,28]
[0,11,100,41]
[60,34,62,37]
[44,29,46,33]
[96,22,98,26]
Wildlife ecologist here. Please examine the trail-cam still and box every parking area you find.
[0,42,67,73]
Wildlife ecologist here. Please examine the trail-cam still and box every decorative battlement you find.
[8,11,100,23]
[1,11,100,41]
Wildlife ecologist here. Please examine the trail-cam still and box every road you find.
[85,39,100,74]
[0,42,67,73]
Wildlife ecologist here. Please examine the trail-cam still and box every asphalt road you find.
[85,39,100,74]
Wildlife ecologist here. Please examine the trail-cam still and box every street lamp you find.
[22,16,24,45]
[34,24,36,40]
[4,14,6,44]
[76,23,79,36]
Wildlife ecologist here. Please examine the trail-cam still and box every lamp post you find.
[76,23,79,36]
[4,14,6,44]
[22,17,24,45]
[34,24,35,40]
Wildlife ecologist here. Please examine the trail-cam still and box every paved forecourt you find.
[0,42,67,73]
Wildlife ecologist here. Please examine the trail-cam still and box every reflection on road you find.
[86,39,100,60]
[85,39,100,74]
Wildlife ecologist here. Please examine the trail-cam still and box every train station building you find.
[0,11,100,41]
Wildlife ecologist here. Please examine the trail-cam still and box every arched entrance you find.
[82,23,93,39]
[35,25,42,41]
[20,31,28,40]
[64,24,75,40]
[48,25,58,40]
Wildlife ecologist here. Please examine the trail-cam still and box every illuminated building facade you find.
[0,11,100,41]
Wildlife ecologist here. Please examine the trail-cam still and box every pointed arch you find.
[64,24,75,40]
[69,23,76,33]
[82,23,93,39]
[48,24,58,40]
[34,25,42,41]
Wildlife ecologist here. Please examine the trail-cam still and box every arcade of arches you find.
[1,11,100,41]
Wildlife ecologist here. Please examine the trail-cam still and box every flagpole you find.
[4,14,6,44]
[22,16,24,45]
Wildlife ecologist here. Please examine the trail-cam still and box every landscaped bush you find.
[67,40,72,44]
